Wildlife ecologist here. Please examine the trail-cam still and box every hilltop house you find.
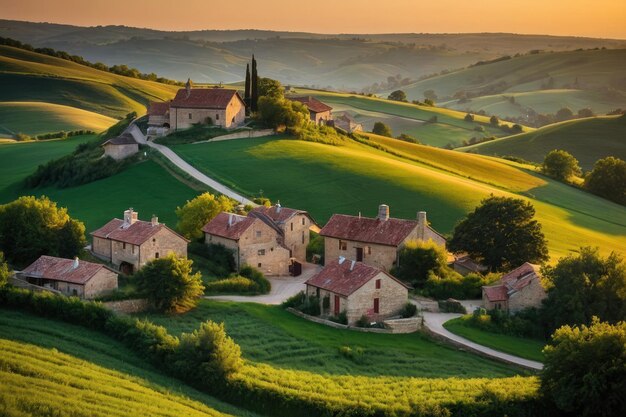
[305,258,410,324]
[91,208,189,274]
[289,96,333,125]
[202,203,317,276]
[102,133,138,160]
[319,204,446,272]
[333,112,363,133]
[482,263,546,313]
[20,255,118,299]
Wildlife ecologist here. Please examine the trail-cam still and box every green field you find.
[463,115,626,170]
[0,101,116,136]
[171,136,626,260]
[0,309,257,417]
[143,300,522,378]
[444,317,546,362]
[0,45,179,119]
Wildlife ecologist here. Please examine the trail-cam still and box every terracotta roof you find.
[305,258,410,297]
[202,212,257,241]
[102,133,137,146]
[91,218,186,246]
[148,101,170,116]
[21,256,112,285]
[290,96,332,113]
[482,263,541,302]
[170,88,243,109]
[454,255,488,273]
[320,214,418,247]
[483,285,509,302]
[249,204,316,226]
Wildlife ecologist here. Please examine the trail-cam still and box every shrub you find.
[0,252,10,287]
[338,345,365,363]
[401,302,418,318]
[175,193,235,240]
[438,299,467,314]
[541,149,582,181]
[306,232,324,263]
[391,240,449,288]
[240,265,271,294]
[281,290,306,309]
[584,157,626,206]
[282,291,321,316]
[204,276,259,294]
[291,124,344,145]
[466,308,546,339]
[423,272,500,300]
[464,113,474,122]
[372,121,392,137]
[397,133,419,143]
[188,242,236,279]
[355,315,370,328]
[329,311,348,325]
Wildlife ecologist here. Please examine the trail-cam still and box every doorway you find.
[356,247,363,262]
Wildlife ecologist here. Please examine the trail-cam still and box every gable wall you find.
[139,227,188,267]
[84,269,118,299]
[282,213,311,261]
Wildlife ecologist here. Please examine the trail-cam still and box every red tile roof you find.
[482,262,542,302]
[148,101,170,116]
[454,255,488,273]
[21,256,112,285]
[91,219,186,246]
[170,88,243,109]
[102,133,137,146]
[305,258,410,297]
[483,285,509,302]
[320,214,418,247]
[249,204,317,226]
[202,212,257,240]
[290,96,333,113]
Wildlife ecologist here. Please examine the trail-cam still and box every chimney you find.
[123,208,138,227]
[417,211,427,240]
[377,204,389,221]
[228,213,234,227]
[276,201,281,213]
[350,260,356,271]
[338,256,346,264]
[72,257,79,270]
[185,78,192,97]
[151,215,158,226]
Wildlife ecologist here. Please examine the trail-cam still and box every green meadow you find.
[172,136,626,261]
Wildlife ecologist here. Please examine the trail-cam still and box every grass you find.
[171,136,626,261]
[0,309,259,417]
[444,317,546,362]
[143,300,526,378]
[0,101,116,136]
[463,115,626,170]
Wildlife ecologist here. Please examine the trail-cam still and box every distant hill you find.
[462,115,626,170]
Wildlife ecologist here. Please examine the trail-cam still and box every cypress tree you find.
[251,55,258,112]
[244,63,251,113]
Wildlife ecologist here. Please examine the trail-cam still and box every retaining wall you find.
[103,299,150,314]
[195,129,275,143]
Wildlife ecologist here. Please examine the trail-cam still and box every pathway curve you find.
[422,311,544,370]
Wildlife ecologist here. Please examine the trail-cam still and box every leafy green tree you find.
[176,192,234,240]
[0,196,86,267]
[135,254,205,313]
[448,196,549,271]
[584,156,626,205]
[542,247,626,332]
[577,108,594,118]
[251,55,258,112]
[542,318,626,417]
[464,113,474,122]
[0,252,11,287]
[244,63,251,112]
[257,96,309,129]
[391,240,448,288]
[387,90,407,102]
[542,149,582,181]
[372,121,392,137]
[423,99,435,107]
[258,77,283,99]
[489,115,499,126]
[555,107,574,122]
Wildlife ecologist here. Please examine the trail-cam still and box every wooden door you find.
[356,247,363,262]
[373,298,379,314]
[334,295,340,315]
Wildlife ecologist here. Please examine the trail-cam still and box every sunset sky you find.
[2,0,625,39]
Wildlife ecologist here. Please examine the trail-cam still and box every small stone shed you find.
[102,133,138,160]
[482,263,546,313]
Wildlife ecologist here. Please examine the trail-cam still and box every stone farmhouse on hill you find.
[319,204,446,272]
[289,96,333,125]
[148,80,246,131]
[332,112,363,133]
[305,257,410,325]
[482,262,546,313]
[91,208,189,274]
[102,133,138,160]
[202,203,317,276]
[20,255,118,299]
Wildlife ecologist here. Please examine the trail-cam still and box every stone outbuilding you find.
[102,133,138,160]
[91,208,189,274]
[305,257,411,324]
[20,255,118,299]
[333,112,363,133]
[482,263,546,313]
[319,204,446,272]
[148,101,171,128]
[451,254,488,276]
[289,96,333,125]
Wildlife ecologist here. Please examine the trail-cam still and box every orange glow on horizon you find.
[2,0,626,39]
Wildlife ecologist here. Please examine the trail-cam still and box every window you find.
[155,252,160,258]
[152,238,156,243]
[339,240,347,250]
[258,263,262,268]
[258,249,266,256]
[302,231,305,244]
[256,231,262,238]
[374,298,380,314]
[216,113,220,120]
[375,279,381,289]
[302,218,306,225]
[122,242,126,250]
[131,245,135,254]
[367,246,372,255]
[290,222,293,231]
[188,113,192,120]
[72,289,78,296]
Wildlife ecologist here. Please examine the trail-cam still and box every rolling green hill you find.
[462,115,626,170]
[171,135,626,261]
[0,45,179,120]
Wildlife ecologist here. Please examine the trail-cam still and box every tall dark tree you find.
[251,55,259,112]
[244,63,251,113]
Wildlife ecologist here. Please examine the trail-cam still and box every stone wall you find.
[92,236,112,260]
[103,143,138,161]
[286,308,420,334]
[170,96,245,130]
[282,213,311,261]
[103,298,150,314]
[138,227,188,268]
[111,240,140,271]
[311,110,332,125]
[207,129,275,142]
[345,271,408,324]
[84,269,118,299]
[324,237,399,271]
[508,278,546,313]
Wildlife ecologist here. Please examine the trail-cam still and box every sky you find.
[1,0,625,39]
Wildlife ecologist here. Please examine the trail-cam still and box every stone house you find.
[102,133,138,160]
[289,96,333,125]
[333,112,363,133]
[451,254,488,276]
[148,101,171,128]
[91,208,189,274]
[305,257,410,324]
[319,204,446,272]
[20,255,118,299]
[482,263,546,313]
[202,212,291,276]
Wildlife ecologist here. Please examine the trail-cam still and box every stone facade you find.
[310,109,332,125]
[508,277,546,312]
[482,263,546,313]
[278,212,310,260]
[324,239,400,272]
[170,101,245,130]
[103,143,138,160]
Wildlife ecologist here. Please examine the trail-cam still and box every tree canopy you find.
[542,149,582,181]
[0,196,86,267]
[258,77,283,99]
[372,121,392,137]
[257,96,309,129]
[387,90,407,102]
[0,252,11,287]
[176,192,235,240]
[584,156,626,206]
[448,196,549,271]
[391,240,449,288]
[135,254,205,313]
[555,107,574,122]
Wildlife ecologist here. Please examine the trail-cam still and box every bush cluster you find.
[291,124,345,145]
[338,345,366,363]
[203,265,270,295]
[467,308,546,339]
[438,299,467,314]
[328,311,348,325]
[423,272,500,300]
[401,302,418,318]
[35,130,96,140]
[282,291,320,316]
[189,242,236,279]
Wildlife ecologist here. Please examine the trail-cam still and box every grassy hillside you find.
[291,89,531,147]
[463,115,626,170]
[0,101,116,136]
[0,309,257,417]
[172,136,626,260]
[0,45,179,119]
